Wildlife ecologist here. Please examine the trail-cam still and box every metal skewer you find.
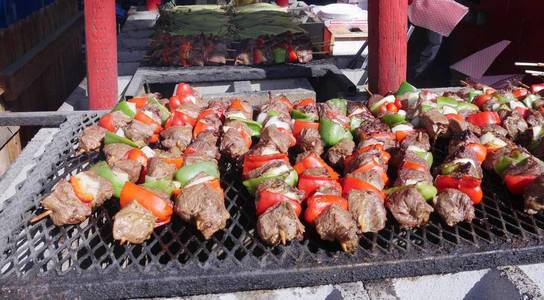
[516,62,544,67]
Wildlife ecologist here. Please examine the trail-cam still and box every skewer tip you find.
[279,230,287,245]
[364,86,373,96]
[459,80,470,87]
[340,242,349,252]
[30,210,52,224]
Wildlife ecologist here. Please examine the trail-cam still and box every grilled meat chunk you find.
[483,146,515,171]
[125,120,155,144]
[386,187,434,228]
[315,204,359,252]
[255,179,304,245]
[220,120,252,159]
[297,128,324,156]
[160,125,193,152]
[42,179,92,225]
[526,110,544,128]
[102,143,133,166]
[111,160,142,183]
[434,189,475,226]
[482,124,508,138]
[503,156,544,177]
[113,201,156,244]
[347,190,387,233]
[326,138,355,167]
[420,109,449,140]
[448,119,481,136]
[523,175,544,214]
[356,119,390,137]
[400,131,431,152]
[350,169,386,191]
[245,160,287,180]
[258,125,291,153]
[395,168,432,186]
[502,111,528,141]
[111,111,132,129]
[175,179,229,239]
[448,130,480,154]
[79,125,106,152]
[147,157,177,180]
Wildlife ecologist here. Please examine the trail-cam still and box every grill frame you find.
[0,111,544,299]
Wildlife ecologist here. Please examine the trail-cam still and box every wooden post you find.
[84,0,118,109]
[368,0,408,94]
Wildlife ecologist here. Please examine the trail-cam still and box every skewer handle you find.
[516,62,544,67]
[30,210,52,223]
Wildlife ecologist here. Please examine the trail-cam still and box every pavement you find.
[1,5,542,300]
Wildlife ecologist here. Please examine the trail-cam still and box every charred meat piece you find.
[220,120,252,159]
[125,120,155,144]
[315,204,359,252]
[448,118,482,136]
[258,125,291,153]
[245,160,287,180]
[481,124,508,138]
[350,168,387,191]
[447,130,480,154]
[395,168,433,186]
[147,157,177,180]
[160,125,193,152]
[400,131,431,152]
[175,179,229,239]
[483,146,515,171]
[326,138,355,167]
[347,190,387,233]
[357,132,397,151]
[111,111,132,130]
[420,109,449,140]
[434,189,475,226]
[502,111,529,141]
[526,110,544,128]
[103,143,134,166]
[79,125,106,152]
[523,175,544,214]
[255,179,304,245]
[41,179,92,226]
[297,128,324,156]
[345,150,389,174]
[111,160,142,183]
[386,187,434,228]
[257,201,304,246]
[113,200,156,244]
[185,131,220,162]
[356,119,390,137]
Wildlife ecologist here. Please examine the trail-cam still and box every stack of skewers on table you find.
[32,80,544,252]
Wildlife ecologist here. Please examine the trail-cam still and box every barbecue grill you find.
[1,104,544,299]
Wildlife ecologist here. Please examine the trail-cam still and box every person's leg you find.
[412,30,443,79]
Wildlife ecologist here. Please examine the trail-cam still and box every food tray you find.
[1,112,544,299]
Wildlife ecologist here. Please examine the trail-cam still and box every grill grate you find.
[0,113,543,299]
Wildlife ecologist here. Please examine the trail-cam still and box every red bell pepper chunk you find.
[474,94,493,108]
[165,111,197,128]
[126,148,148,182]
[293,152,339,180]
[120,182,173,225]
[401,160,428,172]
[350,159,389,186]
[298,175,341,199]
[242,153,289,177]
[466,143,487,163]
[341,176,385,200]
[514,107,529,119]
[287,47,298,63]
[162,157,184,169]
[134,111,162,133]
[70,176,94,204]
[193,119,216,139]
[98,113,116,132]
[435,175,483,204]
[255,190,302,217]
[293,120,319,138]
[512,88,528,99]
[304,194,348,225]
[128,97,148,109]
[277,95,294,110]
[504,175,537,195]
[445,113,465,122]
[175,82,194,97]
[295,98,315,108]
[466,112,501,128]
[169,95,197,111]
[386,103,399,113]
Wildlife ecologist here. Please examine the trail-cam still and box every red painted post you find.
[85,0,118,109]
[368,0,408,95]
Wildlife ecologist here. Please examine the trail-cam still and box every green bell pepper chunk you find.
[175,161,220,187]
[350,117,362,133]
[420,103,435,113]
[227,116,262,137]
[415,182,437,201]
[273,48,286,63]
[384,185,405,195]
[396,81,418,97]
[440,162,459,175]
[92,161,128,198]
[319,118,353,147]
[326,98,348,115]
[523,94,540,109]
[141,179,179,197]
[268,110,280,117]
[468,90,483,102]
[415,151,433,167]
[148,97,171,124]
[457,102,479,112]
[437,96,459,108]
[498,95,516,104]
[493,151,528,175]
[291,109,315,121]
[113,101,137,118]
[243,175,285,195]
[383,113,406,127]
[104,131,143,148]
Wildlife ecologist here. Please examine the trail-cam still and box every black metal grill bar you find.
[0,112,543,299]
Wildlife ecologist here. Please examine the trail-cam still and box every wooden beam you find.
[0,13,83,102]
[0,110,107,126]
[368,0,408,94]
